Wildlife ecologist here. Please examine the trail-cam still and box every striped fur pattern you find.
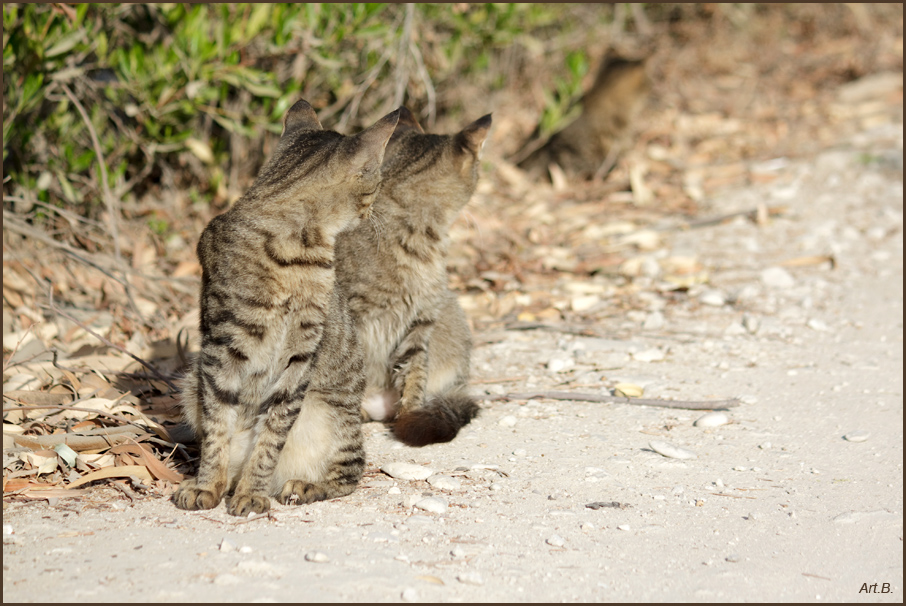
[335,108,491,447]
[174,100,400,516]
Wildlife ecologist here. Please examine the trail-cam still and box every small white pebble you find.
[807,318,829,331]
[546,534,565,547]
[649,440,697,460]
[632,348,665,363]
[512,449,527,457]
[617,524,631,531]
[239,546,253,554]
[3,525,13,536]
[699,289,726,306]
[580,522,595,531]
[305,551,329,563]
[732,466,747,471]
[219,539,236,553]
[388,486,401,495]
[489,483,503,492]
[401,588,419,602]
[843,430,870,443]
[761,267,795,289]
[694,411,729,428]
[427,475,461,490]
[450,546,466,558]
[547,356,574,373]
[498,415,517,427]
[759,442,772,449]
[414,497,448,514]
[381,462,434,480]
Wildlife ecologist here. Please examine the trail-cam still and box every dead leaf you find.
[416,575,446,585]
[66,464,154,488]
[108,443,183,483]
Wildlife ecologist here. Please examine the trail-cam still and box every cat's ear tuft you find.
[391,106,425,140]
[456,114,492,158]
[347,108,401,176]
[282,99,322,136]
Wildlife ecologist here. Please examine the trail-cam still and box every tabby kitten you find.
[335,108,491,447]
[174,101,400,516]
[517,52,649,180]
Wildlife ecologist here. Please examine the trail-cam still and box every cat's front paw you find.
[279,480,330,505]
[174,478,224,510]
[227,492,271,517]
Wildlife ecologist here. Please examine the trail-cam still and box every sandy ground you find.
[3,120,903,602]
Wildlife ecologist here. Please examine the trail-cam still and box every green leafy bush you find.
[3,3,612,218]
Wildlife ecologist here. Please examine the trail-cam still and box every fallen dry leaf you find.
[66,464,154,489]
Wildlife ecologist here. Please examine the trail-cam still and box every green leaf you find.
[45,30,84,58]
[243,80,281,98]
[244,4,272,41]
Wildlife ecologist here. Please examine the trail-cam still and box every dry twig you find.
[60,84,141,321]
[484,391,740,410]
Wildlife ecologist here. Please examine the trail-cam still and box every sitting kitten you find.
[335,108,491,446]
[174,100,399,516]
[518,52,649,180]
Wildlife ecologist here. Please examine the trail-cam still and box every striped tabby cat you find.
[174,101,400,516]
[335,108,491,446]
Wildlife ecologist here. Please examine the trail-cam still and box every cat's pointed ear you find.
[282,99,322,136]
[347,108,401,176]
[391,106,425,140]
[456,114,492,158]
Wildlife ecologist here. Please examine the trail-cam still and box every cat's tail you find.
[392,394,480,447]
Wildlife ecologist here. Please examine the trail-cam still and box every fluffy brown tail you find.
[392,394,480,447]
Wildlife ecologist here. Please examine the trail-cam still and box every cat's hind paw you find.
[173,478,224,510]
[227,492,271,517]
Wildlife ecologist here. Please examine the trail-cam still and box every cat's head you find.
[251,99,400,234]
[380,109,492,221]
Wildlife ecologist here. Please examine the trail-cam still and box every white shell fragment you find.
[498,415,517,427]
[414,497,448,514]
[649,440,697,460]
[381,462,434,481]
[694,411,729,428]
[305,551,329,563]
[426,475,462,490]
[843,430,870,443]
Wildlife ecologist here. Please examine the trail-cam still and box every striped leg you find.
[174,364,236,510]
[390,316,435,416]
[227,382,308,516]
